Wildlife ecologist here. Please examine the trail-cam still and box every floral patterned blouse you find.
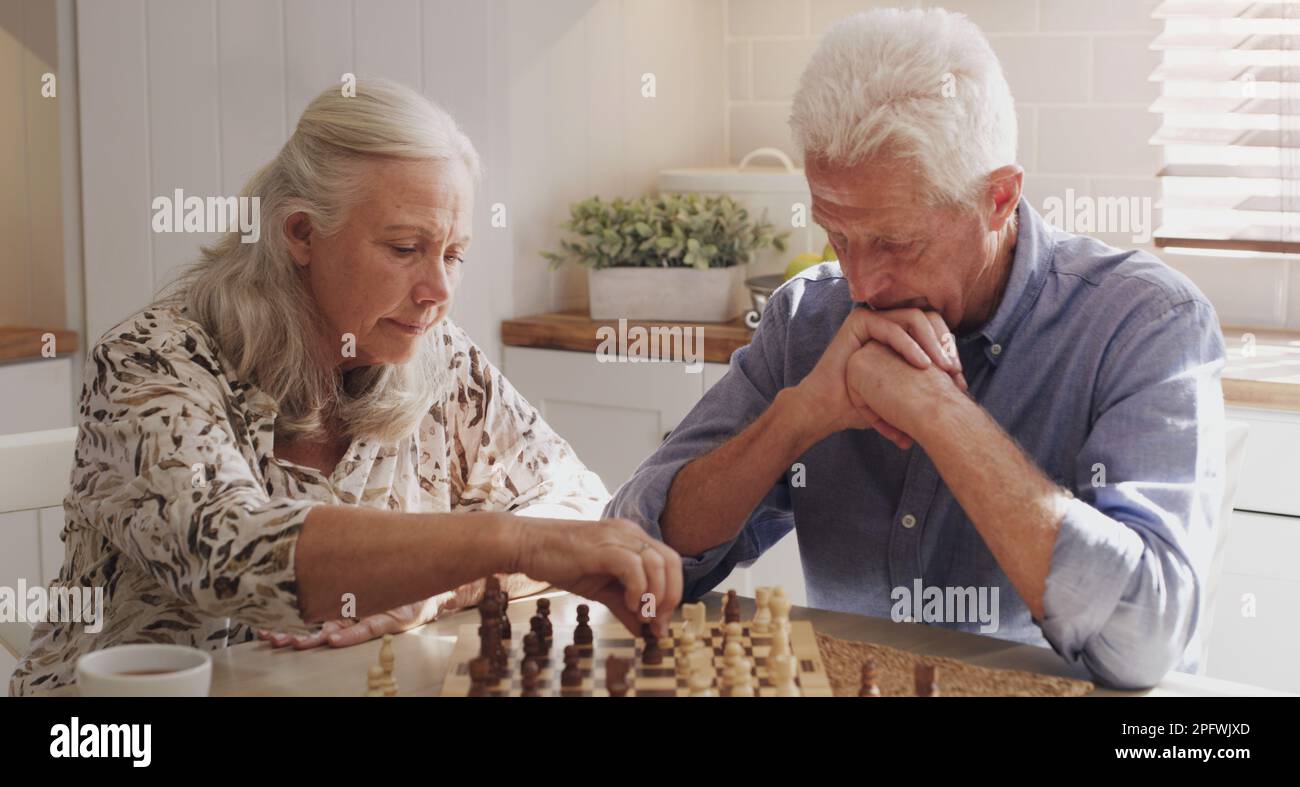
[10,304,608,695]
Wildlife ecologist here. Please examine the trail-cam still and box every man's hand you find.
[845,340,966,439]
[791,306,966,448]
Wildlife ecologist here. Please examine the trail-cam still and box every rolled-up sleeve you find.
[450,331,609,521]
[74,336,323,634]
[1040,298,1226,689]
[604,287,797,600]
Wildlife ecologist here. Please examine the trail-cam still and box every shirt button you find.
[990,343,1002,356]
[901,514,917,529]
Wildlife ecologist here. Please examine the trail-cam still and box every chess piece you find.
[681,601,707,640]
[379,634,395,675]
[771,653,801,697]
[641,623,663,665]
[687,658,716,697]
[522,631,542,663]
[723,640,744,674]
[724,589,740,624]
[536,597,551,621]
[480,617,507,679]
[468,657,492,697]
[724,621,743,649]
[730,656,755,697]
[751,586,772,634]
[606,655,630,697]
[574,603,593,646]
[366,664,386,694]
[915,663,939,697]
[770,620,791,659]
[561,644,582,688]
[529,614,547,648]
[498,585,511,640]
[677,626,698,677]
[769,586,791,628]
[520,658,541,697]
[859,660,881,697]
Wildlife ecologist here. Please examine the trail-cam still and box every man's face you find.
[806,154,997,335]
[296,156,474,368]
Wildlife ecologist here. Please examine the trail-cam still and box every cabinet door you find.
[1226,406,1300,517]
[503,347,705,492]
[1203,510,1300,692]
[0,357,73,435]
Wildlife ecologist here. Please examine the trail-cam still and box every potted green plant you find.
[542,193,789,322]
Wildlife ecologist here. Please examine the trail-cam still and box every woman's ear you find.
[284,211,313,267]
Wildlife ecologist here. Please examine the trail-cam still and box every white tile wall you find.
[723,0,1167,249]
[724,0,1295,327]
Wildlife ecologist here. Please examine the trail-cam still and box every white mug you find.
[76,644,212,697]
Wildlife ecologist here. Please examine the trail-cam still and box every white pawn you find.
[730,656,755,697]
[688,667,716,697]
[724,621,743,649]
[771,653,801,697]
[751,586,773,634]
[723,640,744,679]
[366,665,386,694]
[676,626,697,676]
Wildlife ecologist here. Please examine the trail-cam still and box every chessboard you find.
[440,620,833,697]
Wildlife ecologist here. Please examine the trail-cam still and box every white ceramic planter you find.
[587,265,747,322]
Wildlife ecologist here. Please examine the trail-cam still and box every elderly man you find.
[606,8,1226,689]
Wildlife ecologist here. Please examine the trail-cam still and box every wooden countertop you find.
[44,590,1289,697]
[0,325,78,363]
[502,312,1300,413]
[1221,326,1300,413]
[502,310,753,364]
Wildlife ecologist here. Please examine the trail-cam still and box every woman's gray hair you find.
[790,7,1018,210]
[163,78,481,444]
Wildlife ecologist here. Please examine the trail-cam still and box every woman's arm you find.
[294,505,681,635]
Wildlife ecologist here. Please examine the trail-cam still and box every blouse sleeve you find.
[71,328,323,634]
[446,327,609,520]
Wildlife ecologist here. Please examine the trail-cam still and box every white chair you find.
[1194,419,1251,673]
[0,427,77,661]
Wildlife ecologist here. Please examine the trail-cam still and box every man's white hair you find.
[790,7,1018,209]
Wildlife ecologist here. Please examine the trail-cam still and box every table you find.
[182,591,1288,697]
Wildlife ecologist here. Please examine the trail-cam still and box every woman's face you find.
[287,156,474,368]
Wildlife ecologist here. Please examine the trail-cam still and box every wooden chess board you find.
[440,620,833,697]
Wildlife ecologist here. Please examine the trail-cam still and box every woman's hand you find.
[512,517,683,638]
[257,571,552,649]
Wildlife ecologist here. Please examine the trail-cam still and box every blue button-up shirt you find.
[606,197,1227,689]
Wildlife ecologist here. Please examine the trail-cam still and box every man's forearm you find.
[916,389,1071,620]
[661,388,822,556]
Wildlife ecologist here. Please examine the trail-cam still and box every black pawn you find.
[499,590,512,640]
[724,589,740,624]
[561,645,582,688]
[521,659,541,697]
[468,656,491,697]
[574,603,593,646]
[640,623,663,665]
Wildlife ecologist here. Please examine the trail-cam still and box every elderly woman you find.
[10,80,682,695]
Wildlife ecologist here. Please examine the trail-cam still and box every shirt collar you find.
[959,196,1053,366]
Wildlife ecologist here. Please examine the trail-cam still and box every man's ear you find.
[284,211,313,267]
[984,164,1024,232]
